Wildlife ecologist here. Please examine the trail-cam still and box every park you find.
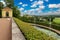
[0,0,60,40]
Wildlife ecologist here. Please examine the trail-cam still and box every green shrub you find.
[37,21,60,31]
[14,17,56,40]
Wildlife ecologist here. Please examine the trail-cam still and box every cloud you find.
[31,1,44,8]
[39,6,45,9]
[21,4,45,15]
[19,2,23,4]
[31,1,37,7]
[22,7,44,15]
[45,0,48,2]
[35,6,45,12]
[24,9,34,15]
[38,1,43,5]
[30,0,33,2]
[19,8,24,11]
[49,4,60,8]
[39,9,60,16]
[24,10,27,12]
[21,8,60,16]
[22,4,28,7]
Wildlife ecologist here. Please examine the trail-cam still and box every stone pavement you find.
[12,19,26,40]
[0,18,12,40]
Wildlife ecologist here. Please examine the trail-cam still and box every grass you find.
[53,18,60,24]
[14,17,56,40]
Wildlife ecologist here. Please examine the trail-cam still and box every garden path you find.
[12,19,26,40]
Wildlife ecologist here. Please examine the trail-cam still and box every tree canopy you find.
[0,2,4,17]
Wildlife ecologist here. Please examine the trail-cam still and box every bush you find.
[38,22,60,31]
[51,22,60,30]
[14,17,56,40]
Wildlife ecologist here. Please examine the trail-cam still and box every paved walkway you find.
[0,18,12,40]
[12,19,26,40]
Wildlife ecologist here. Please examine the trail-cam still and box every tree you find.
[4,0,14,8]
[13,6,20,18]
[0,2,4,18]
[43,16,55,22]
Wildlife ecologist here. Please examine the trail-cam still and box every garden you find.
[19,15,60,31]
[14,17,56,40]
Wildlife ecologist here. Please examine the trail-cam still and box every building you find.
[2,7,13,18]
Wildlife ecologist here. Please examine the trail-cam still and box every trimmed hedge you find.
[38,22,60,31]
[14,17,56,40]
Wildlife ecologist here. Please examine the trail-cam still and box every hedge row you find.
[38,22,60,31]
[14,17,56,40]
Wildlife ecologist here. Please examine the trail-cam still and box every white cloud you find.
[39,6,45,9]
[22,7,44,15]
[22,5,45,15]
[38,1,44,5]
[22,4,28,7]
[19,2,23,4]
[24,10,27,13]
[30,0,33,2]
[49,4,60,8]
[49,4,57,8]
[31,1,37,7]
[45,0,48,2]
[24,9,34,15]
[57,4,60,8]
[47,10,60,15]
[31,4,37,7]
[22,8,60,16]
[31,1,44,8]
[39,9,60,16]
[19,8,24,11]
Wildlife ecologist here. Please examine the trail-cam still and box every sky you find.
[14,0,60,16]
[0,0,60,16]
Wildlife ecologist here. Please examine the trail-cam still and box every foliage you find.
[20,15,60,31]
[0,2,4,18]
[4,0,14,8]
[14,17,56,40]
[43,16,55,22]
[13,6,20,18]
[20,16,34,23]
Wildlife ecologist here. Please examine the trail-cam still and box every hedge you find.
[14,17,56,40]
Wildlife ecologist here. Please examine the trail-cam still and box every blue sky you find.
[0,0,60,15]
[14,0,60,15]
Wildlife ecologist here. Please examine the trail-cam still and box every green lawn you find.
[14,17,56,40]
[53,18,60,24]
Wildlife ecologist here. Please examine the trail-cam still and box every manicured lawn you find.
[14,17,56,40]
[53,18,60,24]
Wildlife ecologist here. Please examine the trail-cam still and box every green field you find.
[53,18,60,24]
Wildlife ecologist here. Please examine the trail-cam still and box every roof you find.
[2,7,12,11]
